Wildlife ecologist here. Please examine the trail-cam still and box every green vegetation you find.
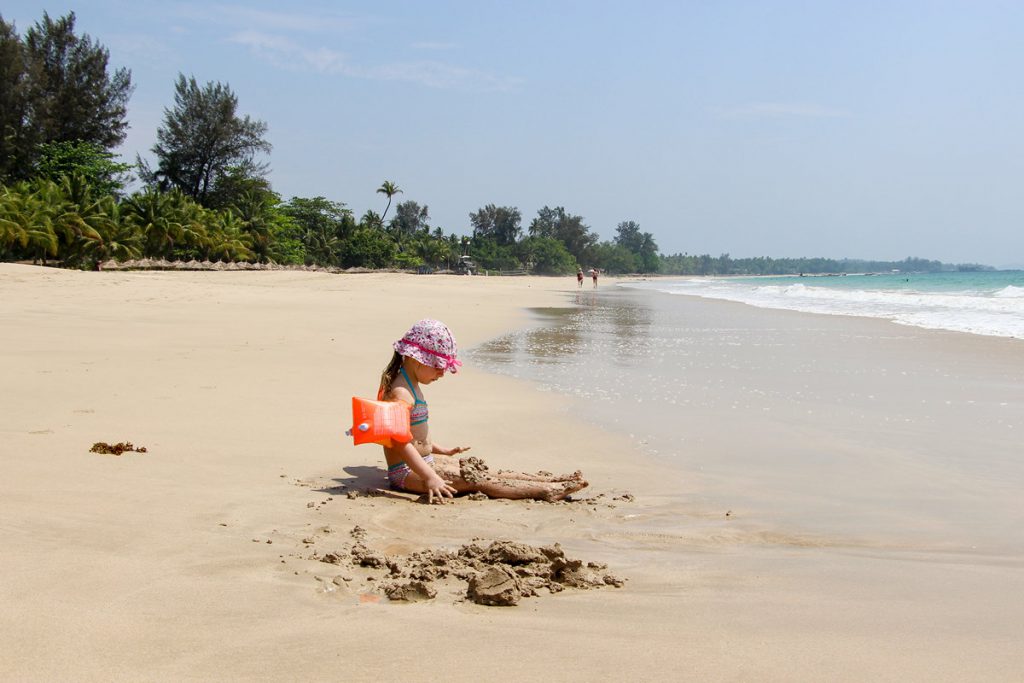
[139,74,271,206]
[0,12,132,182]
[658,253,993,276]
[0,11,991,276]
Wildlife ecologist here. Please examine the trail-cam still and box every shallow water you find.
[470,286,1024,558]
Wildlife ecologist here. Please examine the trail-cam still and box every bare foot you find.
[545,470,584,482]
[542,479,589,502]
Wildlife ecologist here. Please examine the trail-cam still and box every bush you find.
[519,236,576,275]
[340,228,396,269]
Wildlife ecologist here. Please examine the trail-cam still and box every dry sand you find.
[1,264,1021,681]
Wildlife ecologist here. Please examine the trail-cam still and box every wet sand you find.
[2,264,1022,681]
[475,288,1024,553]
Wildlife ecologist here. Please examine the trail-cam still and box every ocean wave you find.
[994,285,1024,298]
[623,278,1024,339]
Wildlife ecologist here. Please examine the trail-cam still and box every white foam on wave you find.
[994,285,1024,299]
[625,278,1024,339]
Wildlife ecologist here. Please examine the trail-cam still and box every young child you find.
[379,319,588,504]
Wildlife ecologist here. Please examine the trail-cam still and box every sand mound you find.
[313,536,624,606]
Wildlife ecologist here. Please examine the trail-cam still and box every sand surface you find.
[2,264,1022,681]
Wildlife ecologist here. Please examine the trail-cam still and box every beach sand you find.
[2,264,1021,681]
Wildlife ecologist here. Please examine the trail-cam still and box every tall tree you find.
[614,220,644,252]
[280,196,353,265]
[0,16,33,182]
[387,200,428,254]
[528,206,597,264]
[615,220,660,273]
[389,200,429,235]
[376,180,401,224]
[469,204,522,246]
[146,74,270,205]
[23,12,133,150]
[0,12,132,182]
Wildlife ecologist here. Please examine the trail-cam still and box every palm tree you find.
[360,209,382,229]
[122,187,210,260]
[304,223,341,266]
[0,186,28,252]
[122,188,185,258]
[0,183,58,261]
[232,189,275,263]
[376,180,402,226]
[28,179,101,266]
[88,203,142,266]
[206,209,253,262]
[55,175,116,268]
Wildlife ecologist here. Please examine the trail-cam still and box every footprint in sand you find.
[29,429,54,435]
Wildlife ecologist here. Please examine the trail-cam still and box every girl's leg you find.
[494,469,584,483]
[460,476,588,502]
[433,453,583,483]
[405,458,588,502]
[402,470,587,502]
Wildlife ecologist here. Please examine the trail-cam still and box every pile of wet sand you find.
[313,530,624,606]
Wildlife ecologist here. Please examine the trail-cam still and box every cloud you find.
[229,30,348,72]
[168,4,517,91]
[354,61,521,91]
[229,30,520,92]
[714,102,852,120]
[175,3,357,35]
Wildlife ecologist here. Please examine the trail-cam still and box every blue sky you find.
[5,1,1024,266]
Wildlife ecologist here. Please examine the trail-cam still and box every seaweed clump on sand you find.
[90,441,148,456]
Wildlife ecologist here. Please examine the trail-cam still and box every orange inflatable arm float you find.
[345,397,413,447]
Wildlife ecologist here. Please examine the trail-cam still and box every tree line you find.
[0,12,984,276]
[659,254,992,276]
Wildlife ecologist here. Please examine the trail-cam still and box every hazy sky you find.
[6,1,1024,266]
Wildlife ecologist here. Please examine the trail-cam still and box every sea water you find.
[623,270,1024,339]
[470,285,1024,555]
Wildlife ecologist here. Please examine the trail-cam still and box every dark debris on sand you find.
[89,441,148,455]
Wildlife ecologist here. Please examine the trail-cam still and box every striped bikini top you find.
[398,366,429,425]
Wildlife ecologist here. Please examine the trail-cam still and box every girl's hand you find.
[438,445,471,456]
[424,473,457,504]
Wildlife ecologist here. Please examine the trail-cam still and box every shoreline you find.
[620,273,1024,341]
[481,287,1024,551]
[3,264,1022,681]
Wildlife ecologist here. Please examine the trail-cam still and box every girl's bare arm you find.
[398,442,456,503]
[431,444,471,456]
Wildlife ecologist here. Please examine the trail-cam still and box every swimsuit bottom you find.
[387,454,435,491]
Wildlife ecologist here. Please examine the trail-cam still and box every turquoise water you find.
[624,270,1024,338]
[735,270,1024,294]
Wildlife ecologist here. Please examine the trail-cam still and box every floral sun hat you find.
[393,319,461,373]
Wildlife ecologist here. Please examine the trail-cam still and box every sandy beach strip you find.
[2,263,1022,682]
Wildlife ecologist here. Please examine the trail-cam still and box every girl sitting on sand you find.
[379,319,588,504]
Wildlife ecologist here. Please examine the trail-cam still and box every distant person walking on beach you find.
[591,268,599,288]
[376,319,588,504]
[576,267,584,288]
